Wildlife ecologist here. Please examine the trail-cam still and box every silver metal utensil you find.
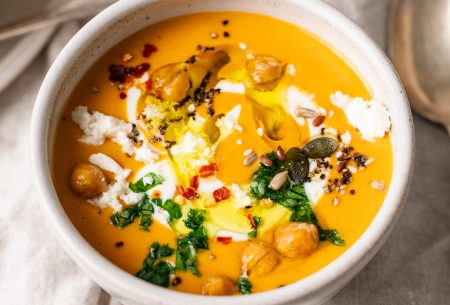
[389,0,450,133]
[0,0,115,41]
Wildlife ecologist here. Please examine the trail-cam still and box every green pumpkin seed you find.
[302,137,338,159]
[285,147,309,184]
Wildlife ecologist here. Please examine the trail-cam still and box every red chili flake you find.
[175,184,184,195]
[247,214,256,229]
[152,190,161,199]
[183,187,197,200]
[213,187,231,202]
[132,63,150,78]
[119,92,127,99]
[216,236,232,244]
[199,163,218,178]
[145,79,152,90]
[189,175,199,190]
[312,116,325,127]
[142,44,157,58]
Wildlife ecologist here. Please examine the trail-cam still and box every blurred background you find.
[0,0,448,304]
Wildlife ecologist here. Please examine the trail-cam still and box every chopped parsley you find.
[175,209,209,276]
[250,151,345,246]
[129,172,164,193]
[136,242,175,287]
[236,276,252,294]
[110,195,154,230]
[153,198,182,222]
[184,209,206,229]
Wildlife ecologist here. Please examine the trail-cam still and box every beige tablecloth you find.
[0,1,449,304]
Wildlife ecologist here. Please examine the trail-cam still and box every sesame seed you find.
[236,139,243,145]
[286,64,296,76]
[210,32,218,39]
[187,103,195,113]
[246,53,255,60]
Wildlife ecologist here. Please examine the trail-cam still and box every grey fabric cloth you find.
[0,1,448,304]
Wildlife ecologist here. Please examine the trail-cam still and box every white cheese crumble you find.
[142,103,165,120]
[331,91,391,142]
[286,64,296,76]
[187,103,196,113]
[231,184,254,208]
[215,80,245,94]
[238,42,248,50]
[287,86,323,136]
[216,105,243,139]
[256,127,263,137]
[72,106,160,163]
[170,131,213,171]
[86,153,144,212]
[303,161,328,205]
[341,130,352,145]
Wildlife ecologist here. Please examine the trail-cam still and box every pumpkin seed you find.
[285,148,309,184]
[302,137,338,159]
[269,171,288,190]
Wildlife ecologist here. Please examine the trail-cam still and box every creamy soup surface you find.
[53,12,392,295]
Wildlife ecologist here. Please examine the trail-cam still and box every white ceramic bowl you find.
[31,0,414,304]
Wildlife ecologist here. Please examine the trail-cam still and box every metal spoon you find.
[389,0,450,133]
[0,0,115,41]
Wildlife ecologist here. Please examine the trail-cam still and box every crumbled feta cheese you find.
[139,72,149,83]
[170,131,213,173]
[286,64,296,76]
[215,80,245,94]
[238,42,247,50]
[187,103,196,113]
[256,128,263,137]
[143,103,165,120]
[231,184,254,208]
[135,160,176,202]
[72,106,160,163]
[72,106,134,155]
[287,86,322,136]
[324,127,338,136]
[86,154,144,212]
[246,53,255,60]
[215,105,242,140]
[347,165,357,174]
[331,91,391,142]
[341,130,352,145]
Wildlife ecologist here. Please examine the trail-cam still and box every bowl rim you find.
[31,0,414,304]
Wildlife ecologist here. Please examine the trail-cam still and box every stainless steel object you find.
[389,0,450,132]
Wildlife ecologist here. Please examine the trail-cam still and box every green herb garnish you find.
[184,209,206,229]
[236,276,252,294]
[248,215,262,238]
[129,172,164,193]
[175,209,209,276]
[136,242,175,287]
[153,198,182,222]
[110,195,154,230]
[250,151,345,246]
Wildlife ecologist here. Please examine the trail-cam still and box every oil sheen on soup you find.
[53,12,393,295]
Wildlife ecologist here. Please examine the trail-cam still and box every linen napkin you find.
[0,1,448,305]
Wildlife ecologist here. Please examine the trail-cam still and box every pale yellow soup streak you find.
[52,12,392,294]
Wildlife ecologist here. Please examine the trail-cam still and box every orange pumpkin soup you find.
[52,12,392,295]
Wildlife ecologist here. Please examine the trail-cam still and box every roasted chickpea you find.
[242,239,280,277]
[201,275,236,295]
[273,222,319,258]
[246,55,286,91]
[150,63,190,102]
[69,163,107,198]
